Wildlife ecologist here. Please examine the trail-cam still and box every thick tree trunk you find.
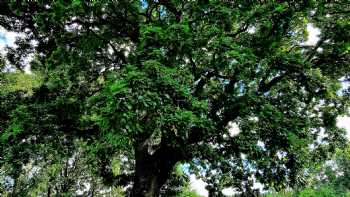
[131,143,182,197]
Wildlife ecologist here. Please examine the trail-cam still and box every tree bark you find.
[131,143,182,197]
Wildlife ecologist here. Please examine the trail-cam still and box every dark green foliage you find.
[0,0,349,196]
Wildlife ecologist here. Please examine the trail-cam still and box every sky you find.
[0,23,349,196]
[0,26,18,50]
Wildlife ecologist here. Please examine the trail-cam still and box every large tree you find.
[0,0,349,196]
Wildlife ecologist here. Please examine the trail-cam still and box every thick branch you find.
[258,73,287,93]
[158,0,182,22]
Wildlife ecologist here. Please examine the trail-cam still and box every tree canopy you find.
[0,0,349,196]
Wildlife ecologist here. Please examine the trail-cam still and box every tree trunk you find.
[131,143,182,197]
[47,185,51,197]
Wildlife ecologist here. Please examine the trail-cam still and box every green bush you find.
[299,187,338,197]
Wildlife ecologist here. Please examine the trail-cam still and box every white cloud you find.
[252,181,264,191]
[304,23,321,46]
[190,174,208,197]
[222,187,238,196]
[0,26,22,50]
[337,116,350,140]
[247,26,256,34]
[0,38,6,49]
[227,122,240,137]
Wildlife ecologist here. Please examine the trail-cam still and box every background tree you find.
[0,0,349,196]
[306,143,350,196]
[266,143,350,197]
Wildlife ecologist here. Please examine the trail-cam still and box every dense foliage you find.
[0,0,349,196]
[266,144,350,197]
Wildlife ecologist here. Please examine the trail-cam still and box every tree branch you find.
[258,73,287,93]
[158,0,182,22]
